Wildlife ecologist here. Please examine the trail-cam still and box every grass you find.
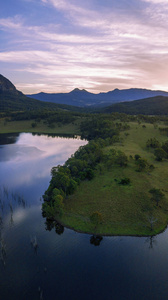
[2,117,168,236]
[0,118,81,135]
[58,121,168,236]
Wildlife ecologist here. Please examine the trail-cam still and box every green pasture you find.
[0,118,81,135]
[60,121,168,235]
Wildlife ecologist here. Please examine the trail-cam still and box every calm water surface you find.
[0,133,168,300]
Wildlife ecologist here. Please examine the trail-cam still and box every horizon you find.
[1,0,168,94]
[27,86,168,96]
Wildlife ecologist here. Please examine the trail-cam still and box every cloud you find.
[143,0,168,3]
[0,16,23,30]
[1,0,168,93]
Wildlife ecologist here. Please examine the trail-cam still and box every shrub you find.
[134,154,141,160]
[31,122,37,128]
[119,177,131,185]
[146,138,160,148]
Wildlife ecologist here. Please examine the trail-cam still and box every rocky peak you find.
[0,74,18,93]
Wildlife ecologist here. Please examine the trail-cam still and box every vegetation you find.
[0,110,85,135]
[103,96,168,115]
[1,89,168,236]
[149,188,165,206]
[0,88,87,113]
[42,115,168,236]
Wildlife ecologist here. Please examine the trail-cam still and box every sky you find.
[1,0,168,94]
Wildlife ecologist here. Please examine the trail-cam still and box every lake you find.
[0,132,168,300]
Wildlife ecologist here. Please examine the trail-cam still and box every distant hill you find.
[0,75,83,112]
[1,74,168,115]
[102,96,168,115]
[27,88,168,107]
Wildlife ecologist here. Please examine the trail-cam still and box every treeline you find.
[3,109,84,127]
[42,117,121,219]
[3,104,168,127]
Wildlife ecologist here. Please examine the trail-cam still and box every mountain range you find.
[1,73,168,115]
[0,74,82,112]
[27,87,168,107]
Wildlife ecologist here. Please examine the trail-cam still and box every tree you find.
[90,211,103,228]
[51,166,71,194]
[147,215,157,231]
[42,194,64,219]
[119,177,131,185]
[104,149,128,168]
[52,195,64,215]
[136,158,148,172]
[116,151,128,167]
[149,188,164,206]
[154,148,167,161]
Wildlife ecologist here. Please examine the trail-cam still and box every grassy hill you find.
[103,96,168,115]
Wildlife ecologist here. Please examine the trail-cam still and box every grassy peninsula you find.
[42,114,168,236]
[1,74,168,236]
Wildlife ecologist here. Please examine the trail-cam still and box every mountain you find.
[1,73,168,115]
[102,95,168,115]
[27,88,97,107]
[27,88,168,107]
[0,75,83,112]
[0,74,20,94]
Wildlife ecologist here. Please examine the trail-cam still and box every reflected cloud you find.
[0,133,87,189]
[0,144,44,162]
[12,208,27,225]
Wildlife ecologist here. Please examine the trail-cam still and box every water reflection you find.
[145,235,157,249]
[0,185,28,266]
[45,217,103,246]
[0,133,87,190]
[90,235,103,246]
[0,133,19,145]
[45,218,64,234]
[0,133,87,275]
[30,235,39,254]
[0,236,7,266]
[1,133,168,299]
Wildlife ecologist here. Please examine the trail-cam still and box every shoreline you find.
[54,214,168,237]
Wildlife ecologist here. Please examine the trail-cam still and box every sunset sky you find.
[1,0,168,94]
